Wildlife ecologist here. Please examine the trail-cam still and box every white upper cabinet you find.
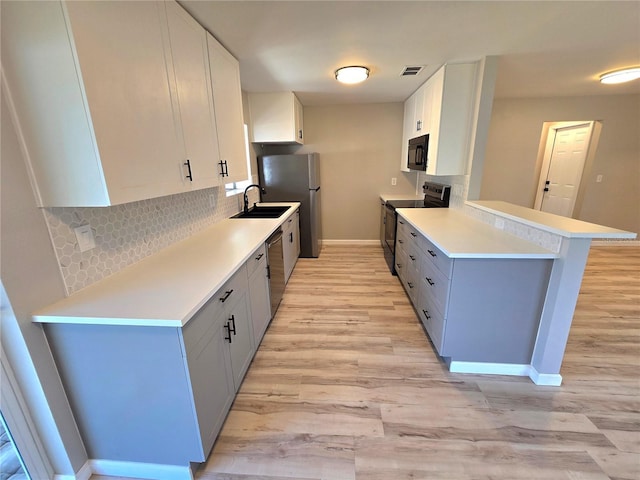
[248,92,304,144]
[426,63,476,176]
[399,62,477,176]
[1,1,242,207]
[165,1,221,190]
[207,33,249,184]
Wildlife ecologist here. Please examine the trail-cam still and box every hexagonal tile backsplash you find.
[45,186,258,294]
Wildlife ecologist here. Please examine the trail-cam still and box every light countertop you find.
[468,201,637,239]
[32,203,300,328]
[398,208,558,259]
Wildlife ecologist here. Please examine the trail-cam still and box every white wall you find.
[1,92,88,475]
[480,94,640,234]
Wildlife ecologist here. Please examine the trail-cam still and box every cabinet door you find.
[65,1,186,204]
[294,95,304,143]
[283,214,298,283]
[249,263,272,346]
[207,33,249,184]
[182,299,234,459]
[226,297,255,391]
[413,86,425,136]
[165,2,221,190]
[400,94,415,172]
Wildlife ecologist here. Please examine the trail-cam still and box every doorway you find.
[533,121,600,217]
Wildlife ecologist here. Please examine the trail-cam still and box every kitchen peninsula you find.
[397,201,636,386]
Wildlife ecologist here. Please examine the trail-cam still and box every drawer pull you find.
[228,314,236,335]
[407,282,414,289]
[399,220,405,225]
[426,277,435,286]
[398,239,404,244]
[422,309,431,320]
[427,250,437,257]
[255,253,264,261]
[409,255,416,261]
[219,289,234,303]
[410,232,417,237]
[396,263,402,269]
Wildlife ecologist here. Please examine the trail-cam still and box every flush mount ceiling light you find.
[335,66,369,84]
[599,67,640,84]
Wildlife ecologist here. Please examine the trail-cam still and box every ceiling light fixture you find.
[599,67,640,84]
[335,66,369,84]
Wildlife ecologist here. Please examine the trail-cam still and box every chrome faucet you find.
[243,184,265,213]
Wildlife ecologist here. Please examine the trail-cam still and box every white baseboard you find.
[321,239,381,246]
[54,460,91,480]
[449,361,531,377]
[448,361,563,386]
[89,459,193,480]
[528,367,563,386]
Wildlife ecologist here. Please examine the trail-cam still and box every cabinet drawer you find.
[421,258,450,317]
[418,235,453,278]
[246,244,267,278]
[416,291,446,354]
[403,262,419,304]
[395,242,408,281]
[214,264,248,308]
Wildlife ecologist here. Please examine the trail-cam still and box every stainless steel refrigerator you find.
[257,153,321,258]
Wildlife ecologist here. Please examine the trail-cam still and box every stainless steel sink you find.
[232,205,289,219]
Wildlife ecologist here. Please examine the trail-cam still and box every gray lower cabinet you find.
[44,264,258,467]
[247,245,271,346]
[398,215,553,365]
[283,209,300,283]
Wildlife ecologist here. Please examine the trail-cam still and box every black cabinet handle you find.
[399,220,405,225]
[224,322,232,343]
[228,314,236,335]
[422,309,431,320]
[255,253,264,261]
[219,289,233,303]
[398,239,404,244]
[407,282,414,289]
[409,255,416,261]
[218,160,229,177]
[410,232,417,237]
[427,250,436,257]
[426,277,435,286]
[184,159,193,181]
[298,129,303,139]
[396,263,402,269]
[289,232,293,243]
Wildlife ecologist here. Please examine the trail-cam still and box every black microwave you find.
[407,134,429,171]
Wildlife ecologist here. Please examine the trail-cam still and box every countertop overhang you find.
[467,201,637,239]
[32,203,300,327]
[397,208,558,259]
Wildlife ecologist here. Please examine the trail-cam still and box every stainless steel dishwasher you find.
[266,228,285,316]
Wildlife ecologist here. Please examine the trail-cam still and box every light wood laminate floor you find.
[193,244,639,480]
[93,245,640,480]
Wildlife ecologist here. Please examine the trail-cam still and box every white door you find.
[539,124,591,217]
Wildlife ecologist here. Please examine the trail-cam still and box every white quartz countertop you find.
[468,201,637,239]
[398,208,558,259]
[32,203,300,328]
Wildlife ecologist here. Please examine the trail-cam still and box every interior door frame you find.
[533,120,601,216]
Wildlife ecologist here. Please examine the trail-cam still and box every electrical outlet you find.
[596,174,603,183]
[74,224,96,253]
[391,177,397,186]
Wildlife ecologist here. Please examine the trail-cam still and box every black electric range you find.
[383,182,451,274]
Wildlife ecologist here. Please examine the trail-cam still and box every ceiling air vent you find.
[401,66,424,77]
